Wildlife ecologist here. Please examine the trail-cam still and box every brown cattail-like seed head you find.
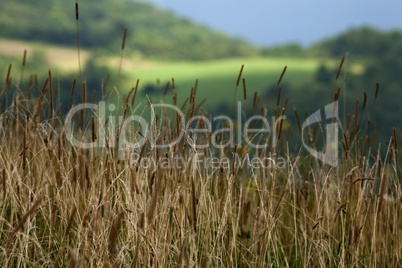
[336,56,345,80]
[131,79,139,107]
[173,91,177,106]
[194,79,198,96]
[253,92,257,109]
[6,77,12,89]
[236,64,244,87]
[75,2,79,20]
[126,88,134,106]
[377,152,382,177]
[70,78,76,97]
[5,64,12,87]
[190,87,194,104]
[283,97,289,111]
[334,87,340,102]
[22,50,27,67]
[48,69,53,119]
[362,91,367,110]
[277,66,287,85]
[255,94,260,112]
[343,132,349,159]
[286,125,291,142]
[91,116,97,142]
[278,108,285,140]
[276,86,282,106]
[242,78,247,100]
[34,79,48,120]
[294,107,302,134]
[375,82,379,99]
[121,27,128,50]
[22,131,26,174]
[82,81,87,103]
[253,92,260,112]
[58,136,62,161]
[163,81,170,96]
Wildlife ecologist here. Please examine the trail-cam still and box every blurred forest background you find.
[0,0,401,150]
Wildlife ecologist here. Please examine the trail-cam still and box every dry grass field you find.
[0,4,401,265]
[0,55,401,267]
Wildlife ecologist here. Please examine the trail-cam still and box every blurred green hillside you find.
[0,0,258,60]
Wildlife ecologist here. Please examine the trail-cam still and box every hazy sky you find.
[143,0,402,46]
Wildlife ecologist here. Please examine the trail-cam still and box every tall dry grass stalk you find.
[4,64,12,90]
[75,1,82,86]
[232,64,245,115]
[48,69,53,121]
[336,55,345,81]
[19,50,27,88]
[242,78,247,100]
[117,27,128,86]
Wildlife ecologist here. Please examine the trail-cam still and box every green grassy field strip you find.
[120,57,321,109]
